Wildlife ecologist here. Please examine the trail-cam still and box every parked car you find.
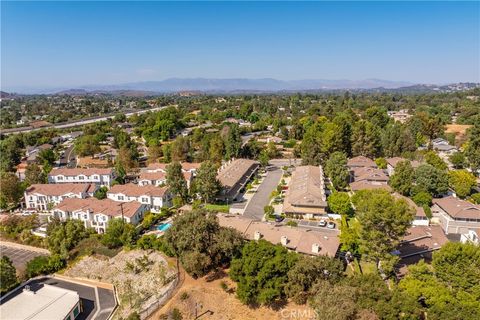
[327,221,336,229]
[318,220,327,227]
[275,215,285,223]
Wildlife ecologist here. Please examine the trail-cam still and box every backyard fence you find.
[138,269,182,320]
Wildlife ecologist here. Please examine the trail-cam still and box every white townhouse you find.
[53,198,147,233]
[24,183,97,211]
[138,171,167,187]
[140,162,200,188]
[48,168,116,187]
[107,184,172,213]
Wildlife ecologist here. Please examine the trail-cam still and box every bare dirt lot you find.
[151,269,314,320]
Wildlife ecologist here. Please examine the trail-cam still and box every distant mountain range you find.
[2,79,479,96]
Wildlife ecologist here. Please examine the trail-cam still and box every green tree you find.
[464,122,480,174]
[93,186,108,200]
[164,209,243,277]
[412,191,432,207]
[24,163,46,185]
[0,172,24,209]
[327,192,352,216]
[449,151,466,169]
[192,161,221,203]
[230,240,298,305]
[375,157,387,169]
[221,124,242,160]
[351,120,382,159]
[46,218,91,256]
[449,170,476,199]
[285,255,344,304]
[424,150,448,171]
[415,164,449,197]
[398,243,480,320]
[388,160,415,196]
[324,152,349,190]
[354,190,414,273]
[37,149,56,166]
[0,256,17,293]
[166,161,188,202]
[102,218,137,249]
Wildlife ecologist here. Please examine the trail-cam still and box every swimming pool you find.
[156,223,172,232]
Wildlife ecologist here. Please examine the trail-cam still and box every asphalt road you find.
[243,164,283,220]
[1,277,117,320]
[0,244,47,270]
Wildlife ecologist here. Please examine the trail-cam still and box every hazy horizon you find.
[2,1,479,90]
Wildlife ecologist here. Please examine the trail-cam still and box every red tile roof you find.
[108,183,168,197]
[25,183,96,196]
[55,198,143,218]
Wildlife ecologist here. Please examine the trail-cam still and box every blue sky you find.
[1,1,479,90]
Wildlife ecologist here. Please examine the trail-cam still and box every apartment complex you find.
[139,162,200,187]
[347,157,390,192]
[217,158,259,202]
[218,214,340,257]
[432,196,480,234]
[53,198,147,233]
[283,165,327,219]
[24,183,97,211]
[107,183,171,212]
[48,168,116,187]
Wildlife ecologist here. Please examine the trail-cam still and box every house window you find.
[79,176,84,180]
[93,175,99,180]
[142,197,148,203]
[118,195,124,201]
[57,176,63,180]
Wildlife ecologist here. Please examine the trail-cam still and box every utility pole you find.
[120,202,125,224]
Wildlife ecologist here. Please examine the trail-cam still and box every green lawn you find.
[204,203,230,213]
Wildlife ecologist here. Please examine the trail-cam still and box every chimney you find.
[280,235,288,246]
[312,243,320,254]
[254,231,262,240]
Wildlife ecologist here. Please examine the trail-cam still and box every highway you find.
[0,106,165,135]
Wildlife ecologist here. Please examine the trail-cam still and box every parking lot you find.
[0,243,48,270]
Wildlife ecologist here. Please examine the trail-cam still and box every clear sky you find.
[1,1,479,90]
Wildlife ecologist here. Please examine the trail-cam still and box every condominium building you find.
[432,196,480,234]
[216,158,259,202]
[53,198,147,233]
[107,183,171,212]
[24,183,97,211]
[48,168,116,187]
[283,165,328,220]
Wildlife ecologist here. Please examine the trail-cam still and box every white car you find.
[318,220,327,227]
[327,221,336,229]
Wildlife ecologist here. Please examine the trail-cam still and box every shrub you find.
[286,221,298,227]
[171,308,183,320]
[180,291,189,301]
[26,255,66,278]
[220,281,228,291]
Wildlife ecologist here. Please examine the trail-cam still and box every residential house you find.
[386,157,422,176]
[429,138,458,157]
[349,166,391,192]
[24,183,97,211]
[395,225,449,275]
[107,184,171,213]
[432,196,480,234]
[48,168,116,187]
[283,165,328,220]
[25,144,53,164]
[216,159,259,202]
[460,229,479,245]
[347,156,377,170]
[387,109,412,123]
[53,198,147,233]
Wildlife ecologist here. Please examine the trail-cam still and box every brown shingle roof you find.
[352,167,389,182]
[55,198,143,218]
[386,157,422,168]
[433,196,480,219]
[284,166,327,208]
[108,183,168,197]
[217,214,340,257]
[349,181,391,192]
[217,159,259,190]
[49,167,114,177]
[347,156,376,168]
[25,183,96,196]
